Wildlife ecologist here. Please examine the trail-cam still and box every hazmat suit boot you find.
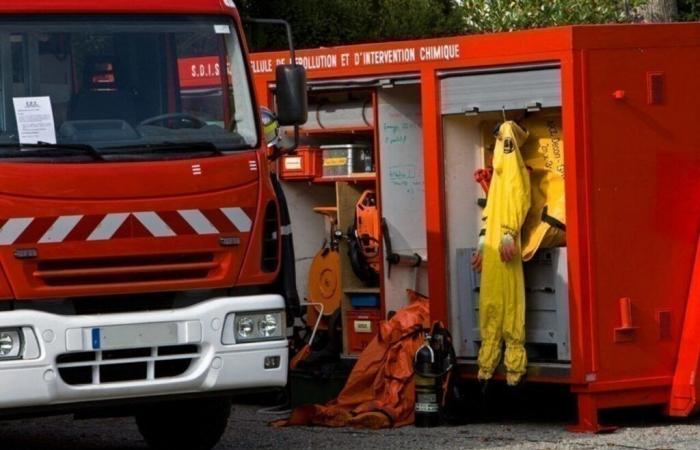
[479,378,491,398]
[476,121,531,386]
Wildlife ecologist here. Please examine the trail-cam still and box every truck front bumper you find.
[0,295,288,410]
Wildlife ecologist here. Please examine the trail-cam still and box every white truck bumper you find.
[0,295,288,410]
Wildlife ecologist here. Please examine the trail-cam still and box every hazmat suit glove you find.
[471,234,485,273]
[499,233,517,263]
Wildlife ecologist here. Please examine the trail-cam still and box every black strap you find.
[542,206,566,231]
[270,174,300,323]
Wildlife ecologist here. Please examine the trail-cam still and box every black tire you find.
[136,397,231,450]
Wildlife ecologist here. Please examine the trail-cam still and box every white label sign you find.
[353,320,373,333]
[214,25,231,34]
[13,97,56,144]
[284,156,303,170]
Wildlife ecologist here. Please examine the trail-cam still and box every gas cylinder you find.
[414,333,441,427]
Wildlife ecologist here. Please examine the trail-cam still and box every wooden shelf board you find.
[315,173,377,184]
[291,126,374,136]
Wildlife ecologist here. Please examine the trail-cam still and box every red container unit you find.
[253,24,700,432]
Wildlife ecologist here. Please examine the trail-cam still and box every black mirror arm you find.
[289,125,300,153]
[243,18,296,62]
[267,125,300,162]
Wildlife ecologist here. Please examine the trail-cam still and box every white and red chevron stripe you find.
[0,207,253,246]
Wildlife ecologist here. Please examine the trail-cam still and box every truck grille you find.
[56,344,200,386]
[34,253,217,287]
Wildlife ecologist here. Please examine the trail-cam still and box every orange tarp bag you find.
[273,291,430,429]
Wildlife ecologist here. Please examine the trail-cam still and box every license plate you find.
[92,322,179,350]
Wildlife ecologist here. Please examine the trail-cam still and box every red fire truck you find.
[0,1,306,449]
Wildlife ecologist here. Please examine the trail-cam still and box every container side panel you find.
[562,51,595,384]
[585,46,700,383]
[377,85,429,312]
[421,70,449,323]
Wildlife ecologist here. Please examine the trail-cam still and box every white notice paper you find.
[13,97,57,144]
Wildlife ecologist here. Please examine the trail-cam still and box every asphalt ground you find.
[1,387,700,450]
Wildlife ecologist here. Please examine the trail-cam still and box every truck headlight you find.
[222,311,285,344]
[0,329,22,359]
[237,318,255,339]
[258,314,279,337]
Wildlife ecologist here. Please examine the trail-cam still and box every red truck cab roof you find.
[0,0,233,14]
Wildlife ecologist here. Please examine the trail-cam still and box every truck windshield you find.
[0,15,258,161]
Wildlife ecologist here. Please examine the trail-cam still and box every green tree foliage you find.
[238,0,464,51]
[239,0,697,51]
[678,0,700,19]
[460,0,646,33]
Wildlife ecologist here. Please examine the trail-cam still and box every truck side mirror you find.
[275,64,307,126]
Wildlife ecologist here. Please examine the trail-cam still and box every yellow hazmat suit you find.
[477,121,531,386]
[518,114,566,261]
[480,112,566,261]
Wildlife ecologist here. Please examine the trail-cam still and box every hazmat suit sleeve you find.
[492,124,531,239]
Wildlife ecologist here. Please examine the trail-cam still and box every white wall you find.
[442,113,495,354]
[377,85,428,314]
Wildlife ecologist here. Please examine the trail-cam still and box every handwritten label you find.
[388,164,422,195]
[383,121,418,146]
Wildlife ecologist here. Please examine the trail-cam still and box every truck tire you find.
[136,397,231,450]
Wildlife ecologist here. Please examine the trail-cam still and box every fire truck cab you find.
[0,1,306,449]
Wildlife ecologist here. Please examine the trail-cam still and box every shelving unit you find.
[270,81,429,361]
[278,89,384,358]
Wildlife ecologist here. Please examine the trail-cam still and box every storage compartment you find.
[441,67,569,365]
[280,146,322,181]
[346,309,381,354]
[273,83,425,359]
[253,25,700,426]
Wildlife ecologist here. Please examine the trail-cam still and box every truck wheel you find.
[136,397,231,450]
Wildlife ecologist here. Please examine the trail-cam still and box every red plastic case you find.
[279,146,322,181]
[346,309,381,354]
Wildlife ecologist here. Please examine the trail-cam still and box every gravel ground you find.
[1,403,700,450]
